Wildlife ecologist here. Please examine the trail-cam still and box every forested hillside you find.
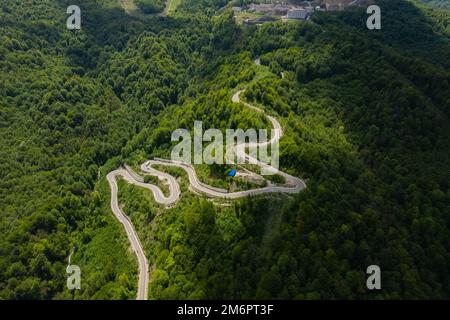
[0,0,213,299]
[135,0,166,13]
[1,0,449,299]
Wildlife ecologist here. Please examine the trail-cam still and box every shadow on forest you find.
[338,0,450,67]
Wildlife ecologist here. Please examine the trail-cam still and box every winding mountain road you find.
[107,87,306,300]
[107,171,149,300]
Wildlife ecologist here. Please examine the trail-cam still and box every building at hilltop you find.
[286,9,308,20]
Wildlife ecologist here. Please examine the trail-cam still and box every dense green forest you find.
[0,0,449,299]
[135,0,166,13]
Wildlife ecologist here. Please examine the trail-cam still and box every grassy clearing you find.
[119,0,141,15]
[166,0,182,16]
[234,12,263,25]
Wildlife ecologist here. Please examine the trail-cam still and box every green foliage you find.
[0,0,213,299]
[135,0,165,14]
[1,0,449,300]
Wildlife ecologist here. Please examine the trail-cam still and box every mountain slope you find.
[0,0,449,299]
